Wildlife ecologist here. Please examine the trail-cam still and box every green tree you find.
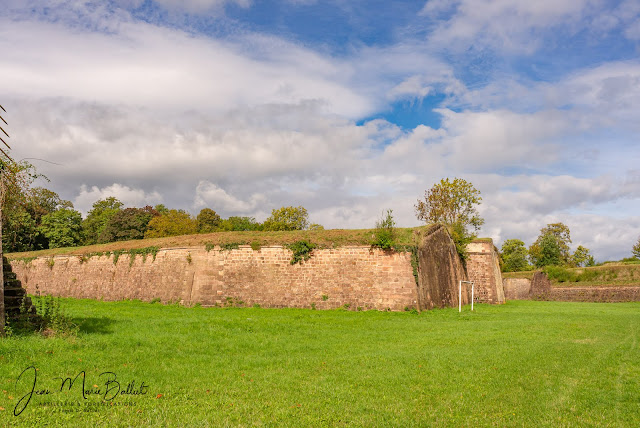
[0,163,46,252]
[99,206,158,243]
[632,237,640,259]
[500,239,530,272]
[415,178,484,260]
[2,205,38,252]
[529,223,572,267]
[145,209,198,238]
[534,234,563,267]
[572,245,595,267]
[263,206,309,231]
[154,204,169,215]
[196,208,221,233]
[82,197,123,245]
[25,187,73,222]
[218,216,262,231]
[38,208,83,248]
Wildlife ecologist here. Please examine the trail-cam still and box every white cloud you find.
[153,0,250,13]
[193,181,266,214]
[424,0,597,53]
[74,183,163,215]
[0,18,372,119]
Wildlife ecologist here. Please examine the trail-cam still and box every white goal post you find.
[459,280,475,312]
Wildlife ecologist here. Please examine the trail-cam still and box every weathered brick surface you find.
[503,278,531,300]
[415,225,470,310]
[10,246,419,311]
[548,287,640,302]
[466,241,505,304]
[503,276,640,302]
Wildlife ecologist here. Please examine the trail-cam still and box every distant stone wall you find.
[466,241,505,304]
[502,275,640,302]
[547,287,640,302]
[503,278,531,300]
[10,246,418,311]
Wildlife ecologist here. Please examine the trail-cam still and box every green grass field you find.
[1,300,639,426]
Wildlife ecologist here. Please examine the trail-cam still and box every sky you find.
[1,0,639,261]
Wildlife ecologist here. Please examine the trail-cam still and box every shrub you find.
[34,294,77,337]
[288,240,316,264]
[372,209,396,250]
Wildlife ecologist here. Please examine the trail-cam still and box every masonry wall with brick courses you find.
[10,246,419,311]
[466,241,505,304]
[503,278,531,300]
[547,287,640,302]
[502,275,640,302]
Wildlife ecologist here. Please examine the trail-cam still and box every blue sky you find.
[1,0,639,260]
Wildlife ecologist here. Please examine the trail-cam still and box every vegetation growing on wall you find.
[372,209,397,250]
[287,240,316,264]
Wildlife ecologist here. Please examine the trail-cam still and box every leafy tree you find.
[415,178,484,260]
[82,197,123,245]
[529,223,572,267]
[1,162,44,252]
[572,245,595,267]
[145,209,198,238]
[500,239,530,272]
[309,223,324,231]
[2,205,38,252]
[263,206,309,231]
[535,234,563,267]
[38,208,83,248]
[372,209,396,250]
[196,208,221,233]
[25,187,73,222]
[218,216,262,231]
[632,237,640,260]
[99,206,158,243]
[415,178,484,230]
[154,204,169,215]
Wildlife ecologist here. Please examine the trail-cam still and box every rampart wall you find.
[10,246,418,311]
[8,226,505,311]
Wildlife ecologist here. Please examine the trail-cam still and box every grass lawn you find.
[1,300,639,426]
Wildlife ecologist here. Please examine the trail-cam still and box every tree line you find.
[2,182,318,252]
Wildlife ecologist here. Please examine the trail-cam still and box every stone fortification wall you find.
[547,287,640,302]
[10,246,418,311]
[466,241,505,304]
[8,228,505,311]
[414,225,469,310]
[503,275,640,302]
[503,278,531,300]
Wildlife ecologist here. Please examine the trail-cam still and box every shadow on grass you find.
[73,316,117,335]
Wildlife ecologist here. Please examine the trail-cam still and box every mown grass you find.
[1,299,639,426]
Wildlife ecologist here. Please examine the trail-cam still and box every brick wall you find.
[10,246,418,311]
[466,241,505,304]
[502,276,640,302]
[503,278,531,300]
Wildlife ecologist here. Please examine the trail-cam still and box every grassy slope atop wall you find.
[6,227,426,261]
